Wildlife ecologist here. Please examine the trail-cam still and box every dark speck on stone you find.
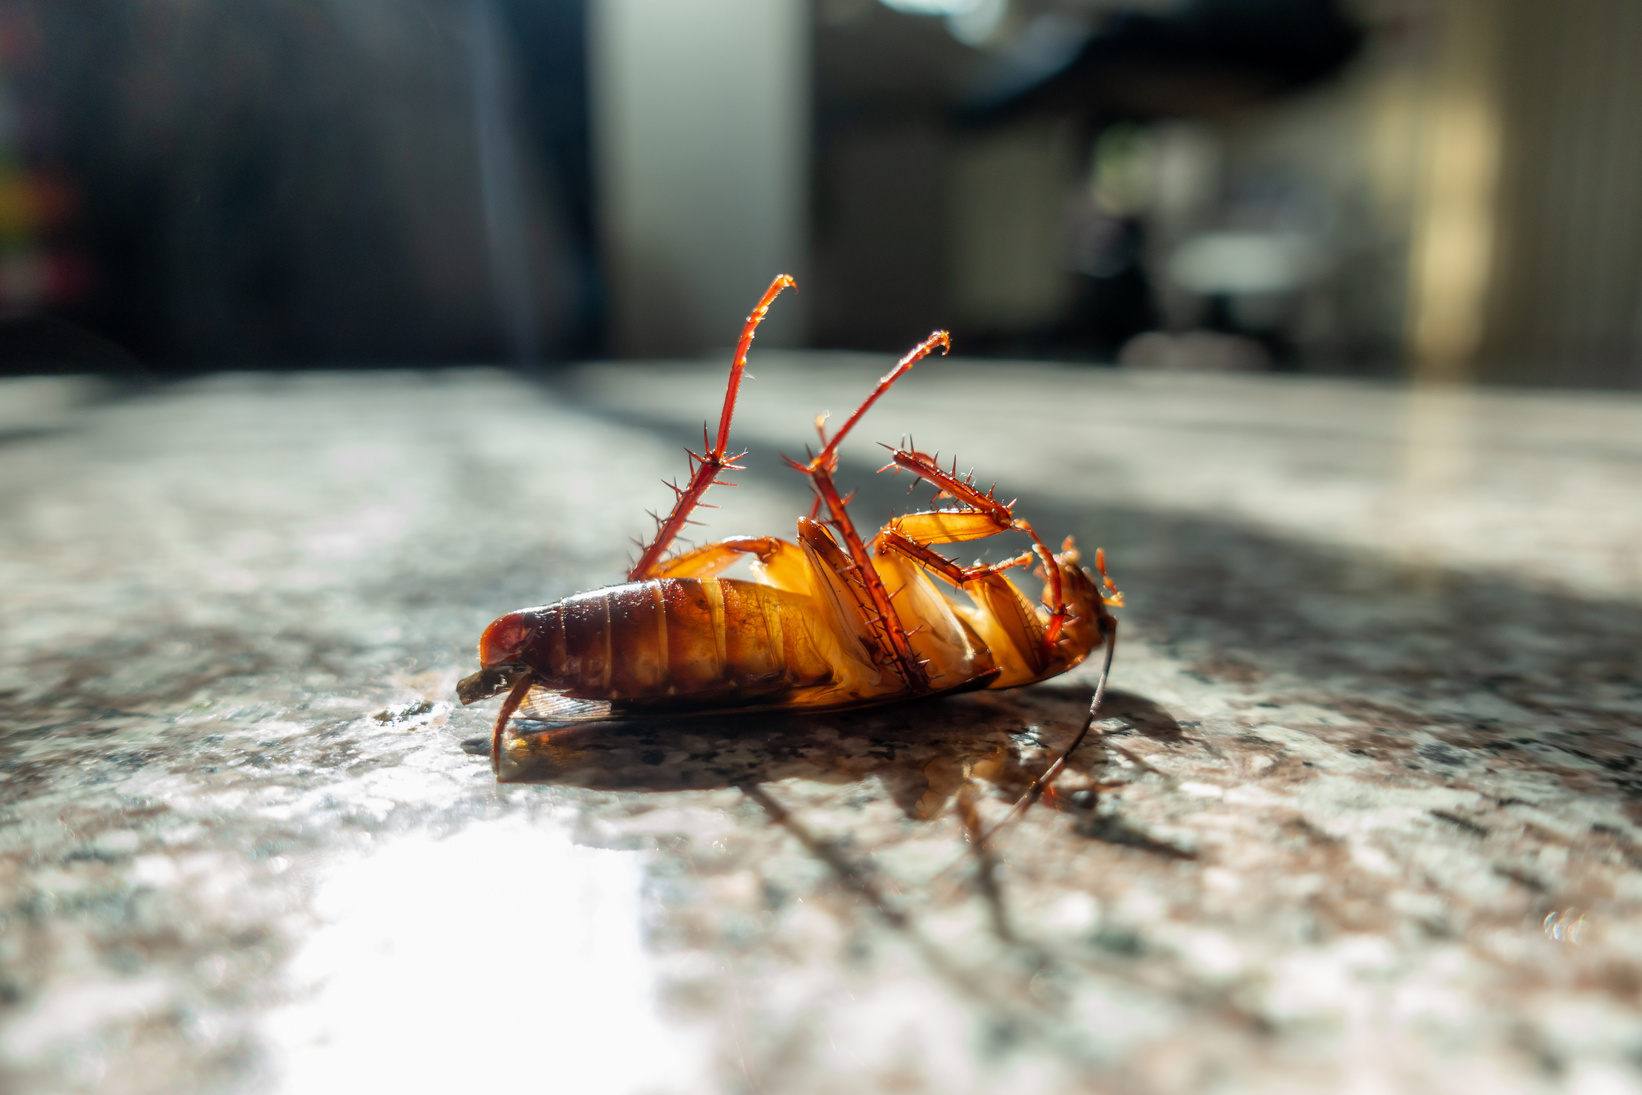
[1419,743,1465,766]
[1431,809,1489,838]
[1092,928,1146,956]
[375,700,436,723]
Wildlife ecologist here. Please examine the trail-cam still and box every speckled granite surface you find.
[1,364,1639,1094]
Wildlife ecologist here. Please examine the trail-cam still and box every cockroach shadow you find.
[486,683,1175,821]
[1097,690,1185,742]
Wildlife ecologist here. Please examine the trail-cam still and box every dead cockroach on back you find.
[458,275,1122,821]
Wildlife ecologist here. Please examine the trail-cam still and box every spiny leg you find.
[857,388,1123,862]
[786,330,951,691]
[875,529,1035,588]
[800,462,926,687]
[884,447,1070,648]
[628,274,795,581]
[817,330,950,457]
[875,528,1052,680]
[875,526,1040,651]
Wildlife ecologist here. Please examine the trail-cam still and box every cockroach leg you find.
[647,536,783,578]
[1093,546,1124,607]
[814,331,950,457]
[885,447,1068,648]
[801,459,928,689]
[489,671,536,775]
[786,330,952,692]
[874,528,1033,586]
[628,274,795,581]
[648,534,821,596]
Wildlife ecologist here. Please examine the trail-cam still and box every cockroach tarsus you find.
[457,274,1122,828]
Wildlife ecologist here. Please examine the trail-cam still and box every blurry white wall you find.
[592,0,809,356]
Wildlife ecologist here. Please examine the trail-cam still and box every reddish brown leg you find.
[490,671,536,775]
[786,330,951,691]
[885,448,1069,648]
[876,523,1056,679]
[874,529,1034,587]
[799,461,927,688]
[628,274,795,581]
[817,330,950,453]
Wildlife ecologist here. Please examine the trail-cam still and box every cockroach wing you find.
[515,687,617,724]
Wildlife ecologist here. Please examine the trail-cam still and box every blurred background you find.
[0,0,1639,388]
[4,8,1642,1091]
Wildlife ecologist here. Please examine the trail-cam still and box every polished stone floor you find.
[2,360,1640,1094]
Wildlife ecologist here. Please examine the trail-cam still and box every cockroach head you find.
[455,609,538,704]
[456,661,527,704]
[1048,538,1107,622]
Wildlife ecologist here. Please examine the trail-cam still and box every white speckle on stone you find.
[160,823,205,846]
[1565,1062,1642,1095]
[1172,929,1247,978]
[129,855,181,887]
[1224,783,1280,806]
[93,829,141,854]
[2,976,177,1061]
[1039,892,1101,934]
[1351,842,1397,875]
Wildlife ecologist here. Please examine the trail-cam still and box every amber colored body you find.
[479,577,838,709]
[459,275,1121,770]
[475,521,1111,717]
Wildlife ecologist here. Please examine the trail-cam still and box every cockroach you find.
[458,275,1122,818]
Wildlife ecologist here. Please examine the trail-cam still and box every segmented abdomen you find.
[517,578,834,702]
